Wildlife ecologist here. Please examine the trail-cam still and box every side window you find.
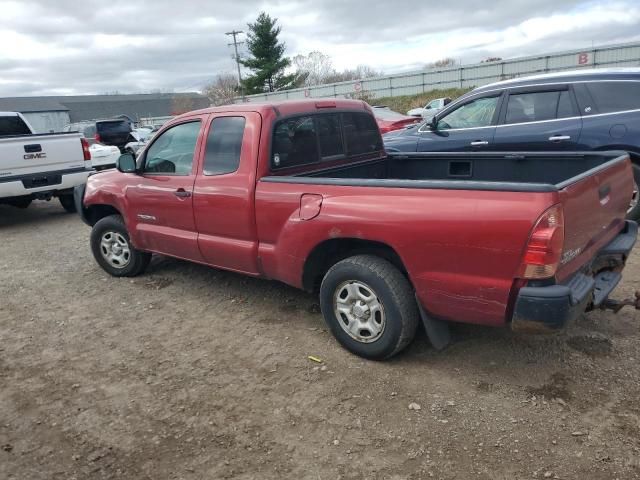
[586,81,640,113]
[505,91,561,124]
[317,114,344,159]
[272,116,318,168]
[144,121,201,175]
[342,112,381,156]
[438,96,499,129]
[203,117,245,175]
[0,116,32,136]
[556,91,575,119]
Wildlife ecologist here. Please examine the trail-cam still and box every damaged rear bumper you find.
[511,220,637,333]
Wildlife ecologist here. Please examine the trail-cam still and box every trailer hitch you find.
[600,291,640,313]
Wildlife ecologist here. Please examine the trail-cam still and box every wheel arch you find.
[84,204,122,226]
[302,238,408,292]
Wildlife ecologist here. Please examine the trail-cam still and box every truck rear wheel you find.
[90,214,151,277]
[319,255,419,360]
[58,194,77,213]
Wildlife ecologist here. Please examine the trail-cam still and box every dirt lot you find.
[1,201,639,480]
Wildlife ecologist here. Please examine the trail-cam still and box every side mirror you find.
[428,116,438,130]
[116,154,136,173]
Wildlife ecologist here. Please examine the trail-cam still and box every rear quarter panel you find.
[255,182,555,326]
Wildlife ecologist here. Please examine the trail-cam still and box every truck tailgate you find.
[0,133,85,177]
[555,153,633,282]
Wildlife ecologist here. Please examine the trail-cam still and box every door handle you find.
[470,140,488,147]
[174,188,192,198]
[549,135,571,142]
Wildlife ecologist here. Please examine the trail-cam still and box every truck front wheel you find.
[319,255,419,360]
[90,215,151,277]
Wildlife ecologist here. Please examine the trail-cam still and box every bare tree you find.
[171,96,196,115]
[292,51,335,87]
[425,57,458,69]
[204,73,239,106]
[324,64,381,83]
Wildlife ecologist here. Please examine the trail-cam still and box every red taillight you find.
[94,133,102,144]
[518,204,564,279]
[81,137,91,161]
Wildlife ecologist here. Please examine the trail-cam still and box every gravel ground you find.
[1,201,639,480]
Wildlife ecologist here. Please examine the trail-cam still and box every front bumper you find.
[511,220,638,333]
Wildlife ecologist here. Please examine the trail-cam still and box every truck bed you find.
[269,151,626,192]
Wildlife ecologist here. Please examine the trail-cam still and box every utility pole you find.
[226,30,245,101]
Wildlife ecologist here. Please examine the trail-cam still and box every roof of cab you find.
[474,67,640,93]
[181,98,371,119]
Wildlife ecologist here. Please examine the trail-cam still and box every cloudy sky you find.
[1,0,639,97]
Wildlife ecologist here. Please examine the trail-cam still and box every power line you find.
[226,30,245,102]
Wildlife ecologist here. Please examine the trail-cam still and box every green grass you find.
[373,87,473,114]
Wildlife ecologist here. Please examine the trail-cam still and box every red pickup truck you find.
[76,99,637,359]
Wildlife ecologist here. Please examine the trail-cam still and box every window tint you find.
[317,114,344,158]
[97,120,131,134]
[586,81,640,113]
[342,112,381,156]
[505,90,577,124]
[144,121,201,175]
[272,116,319,168]
[203,117,246,176]
[271,112,381,169]
[0,116,31,136]
[557,91,575,119]
[438,96,499,129]
[506,91,564,124]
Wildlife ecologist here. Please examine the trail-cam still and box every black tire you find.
[58,194,77,213]
[626,163,640,222]
[90,214,151,277]
[319,255,419,360]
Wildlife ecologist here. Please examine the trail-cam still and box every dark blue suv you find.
[383,68,640,219]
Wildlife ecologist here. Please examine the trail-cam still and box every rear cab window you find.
[271,111,381,170]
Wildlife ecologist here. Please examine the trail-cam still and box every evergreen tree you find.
[240,12,295,94]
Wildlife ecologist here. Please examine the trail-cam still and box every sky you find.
[0,0,639,97]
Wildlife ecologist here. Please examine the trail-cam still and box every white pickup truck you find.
[0,112,93,212]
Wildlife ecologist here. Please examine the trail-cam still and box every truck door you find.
[192,112,262,275]
[417,94,501,152]
[126,118,205,261]
[492,87,582,150]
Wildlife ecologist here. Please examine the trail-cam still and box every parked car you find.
[406,97,451,118]
[384,68,640,220]
[75,99,636,359]
[64,119,132,152]
[124,129,155,157]
[371,106,419,134]
[88,143,121,170]
[0,111,92,211]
